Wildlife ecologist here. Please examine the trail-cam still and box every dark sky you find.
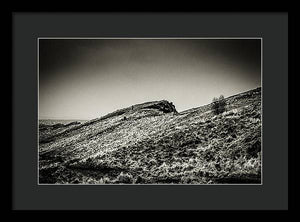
[39,38,261,120]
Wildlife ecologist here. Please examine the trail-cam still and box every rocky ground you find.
[39,87,262,184]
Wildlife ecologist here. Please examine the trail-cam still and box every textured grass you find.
[39,87,262,184]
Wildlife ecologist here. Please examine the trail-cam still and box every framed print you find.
[38,37,262,185]
[12,12,289,210]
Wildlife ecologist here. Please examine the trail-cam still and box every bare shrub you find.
[212,95,226,115]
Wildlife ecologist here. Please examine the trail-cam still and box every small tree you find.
[212,95,226,115]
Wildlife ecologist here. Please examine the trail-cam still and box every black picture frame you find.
[11,11,293,211]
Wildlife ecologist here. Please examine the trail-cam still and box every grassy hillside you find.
[39,87,262,184]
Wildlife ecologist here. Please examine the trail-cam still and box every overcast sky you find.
[39,38,261,120]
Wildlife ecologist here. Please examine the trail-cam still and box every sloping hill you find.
[39,87,262,184]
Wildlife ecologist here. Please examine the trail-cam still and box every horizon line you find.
[38,86,261,121]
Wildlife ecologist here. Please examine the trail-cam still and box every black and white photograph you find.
[38,38,262,185]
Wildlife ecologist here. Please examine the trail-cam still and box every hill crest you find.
[39,87,262,184]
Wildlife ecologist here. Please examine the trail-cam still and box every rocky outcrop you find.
[95,100,177,122]
[140,100,177,113]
